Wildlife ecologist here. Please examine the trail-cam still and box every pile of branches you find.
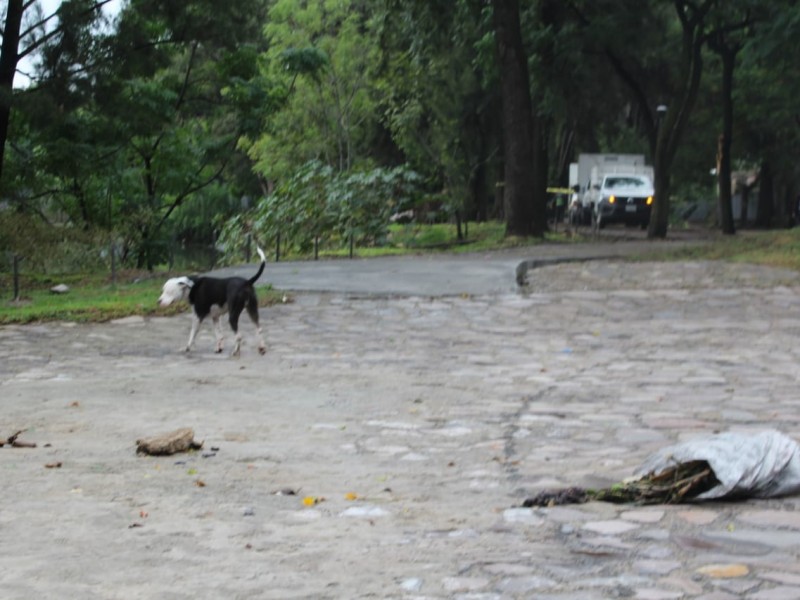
[522,460,720,507]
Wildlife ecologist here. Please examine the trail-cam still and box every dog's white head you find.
[158,276,193,307]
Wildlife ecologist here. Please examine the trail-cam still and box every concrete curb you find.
[515,255,624,287]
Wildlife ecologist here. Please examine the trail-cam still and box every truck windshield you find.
[606,177,647,188]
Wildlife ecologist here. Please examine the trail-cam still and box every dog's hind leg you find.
[246,299,266,355]
[229,310,243,357]
[212,315,225,353]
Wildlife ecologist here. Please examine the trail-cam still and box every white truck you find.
[594,173,655,229]
[567,154,654,226]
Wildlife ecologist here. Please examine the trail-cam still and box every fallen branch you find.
[136,428,203,456]
[0,430,37,448]
[11,439,37,448]
[523,460,720,507]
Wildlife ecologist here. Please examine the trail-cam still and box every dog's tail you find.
[248,246,267,286]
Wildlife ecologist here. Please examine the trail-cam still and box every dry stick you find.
[0,430,36,448]
[11,440,37,448]
[7,430,24,444]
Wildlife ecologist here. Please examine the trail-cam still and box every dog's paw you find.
[258,346,267,355]
[215,347,224,354]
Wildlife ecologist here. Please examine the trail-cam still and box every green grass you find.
[640,227,800,271]
[2,223,798,325]
[300,221,578,260]
[0,271,283,325]
[1,274,170,324]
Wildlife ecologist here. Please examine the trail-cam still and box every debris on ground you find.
[523,431,800,506]
[524,461,718,507]
[136,427,203,456]
[0,430,37,448]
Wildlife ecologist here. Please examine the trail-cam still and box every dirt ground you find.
[2,254,800,599]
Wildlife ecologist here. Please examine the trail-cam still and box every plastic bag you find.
[635,430,800,500]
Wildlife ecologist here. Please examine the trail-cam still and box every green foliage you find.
[4,0,275,272]
[0,212,104,273]
[249,0,383,179]
[2,0,799,265]
[387,221,505,250]
[217,161,421,261]
[379,0,499,218]
[735,3,800,171]
[279,47,329,80]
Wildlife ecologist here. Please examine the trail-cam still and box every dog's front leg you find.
[212,316,225,353]
[185,314,202,352]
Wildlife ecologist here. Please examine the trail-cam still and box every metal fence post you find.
[110,242,117,286]
[12,254,21,301]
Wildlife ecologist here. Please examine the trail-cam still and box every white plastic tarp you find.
[635,430,800,500]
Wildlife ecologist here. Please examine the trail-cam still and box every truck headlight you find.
[608,195,616,204]
[646,196,653,205]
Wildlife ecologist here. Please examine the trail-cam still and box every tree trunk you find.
[472,159,488,222]
[739,181,749,225]
[533,116,548,229]
[716,45,736,234]
[492,0,540,237]
[638,1,714,238]
[651,153,671,239]
[755,161,773,228]
[0,0,24,186]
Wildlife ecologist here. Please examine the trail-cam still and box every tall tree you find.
[570,0,716,238]
[378,1,501,230]
[0,0,112,186]
[105,0,268,267]
[10,0,270,268]
[492,0,543,236]
[736,1,800,227]
[707,2,759,235]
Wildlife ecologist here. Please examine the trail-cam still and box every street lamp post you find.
[652,104,668,236]
[655,104,668,136]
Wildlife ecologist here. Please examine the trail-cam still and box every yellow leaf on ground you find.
[696,564,750,578]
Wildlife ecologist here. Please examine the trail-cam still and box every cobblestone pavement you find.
[2,256,800,599]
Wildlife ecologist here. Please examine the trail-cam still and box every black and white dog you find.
[158,247,267,356]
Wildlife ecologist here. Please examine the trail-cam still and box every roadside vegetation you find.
[0,271,285,326]
[0,221,568,325]
[2,224,799,326]
[640,227,800,271]
[2,1,798,276]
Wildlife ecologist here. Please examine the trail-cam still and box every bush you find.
[0,212,105,274]
[217,161,421,261]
